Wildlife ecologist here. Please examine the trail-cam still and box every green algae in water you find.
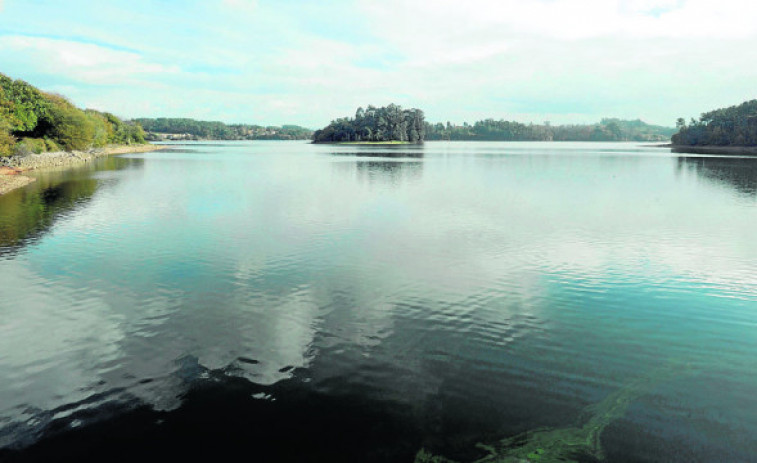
[416,361,693,463]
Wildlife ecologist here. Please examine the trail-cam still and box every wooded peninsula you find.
[673,99,757,147]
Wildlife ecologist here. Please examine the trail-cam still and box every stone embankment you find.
[0,144,163,195]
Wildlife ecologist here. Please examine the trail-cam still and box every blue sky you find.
[1,0,756,128]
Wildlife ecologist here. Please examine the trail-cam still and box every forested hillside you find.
[672,100,757,146]
[135,118,312,140]
[0,73,145,157]
[423,118,674,141]
[312,104,426,143]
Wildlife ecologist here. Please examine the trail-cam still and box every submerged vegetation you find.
[135,118,313,141]
[672,99,757,146]
[0,73,146,157]
[313,104,426,143]
[416,361,692,463]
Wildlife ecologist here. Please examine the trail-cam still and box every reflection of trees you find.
[0,156,143,251]
[677,156,757,196]
[354,160,423,185]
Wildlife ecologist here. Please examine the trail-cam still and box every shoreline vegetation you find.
[0,143,162,195]
[136,118,313,141]
[671,99,757,154]
[1,72,163,196]
[423,117,674,142]
[1,74,147,158]
[134,115,676,144]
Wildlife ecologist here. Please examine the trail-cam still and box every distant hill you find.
[135,118,312,141]
[424,118,674,142]
[0,73,145,157]
[600,118,676,141]
[672,100,757,146]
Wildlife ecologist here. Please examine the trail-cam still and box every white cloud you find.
[0,36,179,86]
[341,0,757,125]
[3,0,757,126]
[362,0,757,44]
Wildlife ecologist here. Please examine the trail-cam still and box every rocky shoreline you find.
[0,143,163,195]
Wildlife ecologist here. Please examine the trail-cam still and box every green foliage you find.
[313,104,426,143]
[85,110,110,147]
[45,96,95,151]
[0,107,15,156]
[107,114,145,144]
[0,72,147,154]
[423,118,674,142]
[44,138,60,152]
[0,88,19,129]
[672,99,757,146]
[0,129,15,157]
[135,117,232,138]
[13,137,47,155]
[135,117,312,140]
[0,74,51,133]
[130,123,146,144]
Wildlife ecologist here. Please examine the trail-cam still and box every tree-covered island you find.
[313,104,426,143]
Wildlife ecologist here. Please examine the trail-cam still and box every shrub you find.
[44,138,61,152]
[0,130,15,157]
[13,137,47,155]
[46,98,94,151]
[85,110,109,147]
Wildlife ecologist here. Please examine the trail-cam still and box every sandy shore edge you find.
[0,143,163,196]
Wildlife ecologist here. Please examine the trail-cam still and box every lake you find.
[1,141,756,462]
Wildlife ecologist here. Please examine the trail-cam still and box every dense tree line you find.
[312,104,425,143]
[135,118,313,140]
[423,118,674,142]
[0,73,145,157]
[672,100,757,146]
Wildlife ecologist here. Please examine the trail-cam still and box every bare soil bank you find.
[0,144,163,195]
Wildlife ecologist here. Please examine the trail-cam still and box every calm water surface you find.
[1,141,756,462]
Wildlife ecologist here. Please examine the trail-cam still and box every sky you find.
[0,0,756,128]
